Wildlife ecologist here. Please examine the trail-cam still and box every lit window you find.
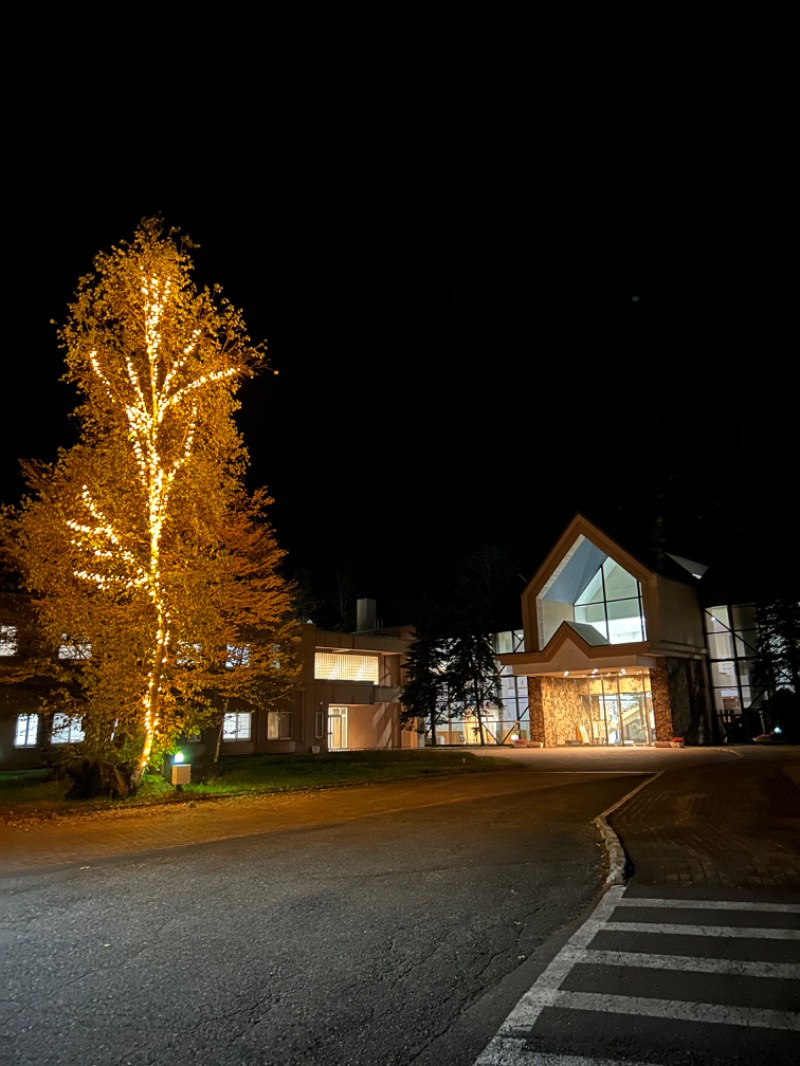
[177,642,202,666]
[314,653,379,682]
[222,712,252,741]
[58,636,92,660]
[15,714,38,747]
[51,714,86,744]
[226,644,251,669]
[0,624,18,656]
[268,710,293,740]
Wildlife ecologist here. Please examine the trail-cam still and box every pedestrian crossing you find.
[474,886,800,1065]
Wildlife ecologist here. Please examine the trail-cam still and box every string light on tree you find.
[3,218,299,790]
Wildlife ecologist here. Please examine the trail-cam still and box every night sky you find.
[4,183,792,626]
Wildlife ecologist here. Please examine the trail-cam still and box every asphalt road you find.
[1,766,645,1066]
[3,748,799,1065]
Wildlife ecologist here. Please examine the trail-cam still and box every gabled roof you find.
[563,620,611,646]
[531,511,710,594]
[497,615,656,675]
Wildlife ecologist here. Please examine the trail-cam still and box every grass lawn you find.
[0,749,519,818]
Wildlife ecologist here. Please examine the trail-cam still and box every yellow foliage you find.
[2,218,297,786]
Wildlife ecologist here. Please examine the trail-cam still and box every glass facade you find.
[538,537,646,649]
[704,605,762,736]
[432,631,530,745]
[576,669,655,745]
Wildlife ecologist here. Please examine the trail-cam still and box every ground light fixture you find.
[170,750,191,789]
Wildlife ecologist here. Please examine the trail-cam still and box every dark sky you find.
[4,183,791,625]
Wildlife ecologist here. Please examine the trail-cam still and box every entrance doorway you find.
[328,706,348,750]
[577,670,655,745]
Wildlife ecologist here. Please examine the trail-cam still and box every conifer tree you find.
[445,621,504,746]
[754,597,800,739]
[399,621,449,744]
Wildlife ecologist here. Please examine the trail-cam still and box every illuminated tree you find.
[2,218,297,788]
[183,486,301,764]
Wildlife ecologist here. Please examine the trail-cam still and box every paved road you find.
[1,764,642,1066]
[473,745,800,1065]
[2,746,799,1065]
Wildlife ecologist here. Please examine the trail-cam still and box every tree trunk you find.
[428,700,438,745]
[213,699,229,763]
[130,628,167,791]
[474,678,486,746]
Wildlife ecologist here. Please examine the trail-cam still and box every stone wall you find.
[665,657,716,744]
[527,678,547,745]
[650,664,674,741]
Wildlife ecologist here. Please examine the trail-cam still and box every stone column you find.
[527,677,547,745]
[649,664,674,742]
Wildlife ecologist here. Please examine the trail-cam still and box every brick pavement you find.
[605,747,800,891]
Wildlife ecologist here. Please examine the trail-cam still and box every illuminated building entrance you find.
[328,706,348,750]
[576,668,655,745]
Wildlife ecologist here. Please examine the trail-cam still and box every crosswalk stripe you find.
[563,947,800,978]
[474,884,800,1064]
[615,897,800,914]
[601,920,800,938]
[517,989,800,1031]
[476,1044,660,1066]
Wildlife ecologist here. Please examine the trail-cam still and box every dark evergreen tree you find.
[399,630,449,744]
[754,597,800,740]
[399,603,449,744]
[445,621,504,746]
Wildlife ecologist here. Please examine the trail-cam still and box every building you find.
[491,513,766,748]
[0,515,788,768]
[0,595,421,771]
[193,597,419,761]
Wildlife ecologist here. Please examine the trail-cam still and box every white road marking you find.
[477,1048,660,1066]
[473,884,800,1065]
[601,920,800,939]
[566,948,800,979]
[614,897,800,913]
[511,988,799,1030]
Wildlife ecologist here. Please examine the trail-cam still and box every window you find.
[51,714,85,744]
[222,712,252,741]
[58,636,92,661]
[494,630,524,655]
[0,624,18,656]
[177,642,202,666]
[226,644,251,669]
[537,537,646,648]
[575,559,645,644]
[705,606,761,722]
[15,714,38,747]
[268,711,293,740]
[314,652,379,682]
[315,710,325,738]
